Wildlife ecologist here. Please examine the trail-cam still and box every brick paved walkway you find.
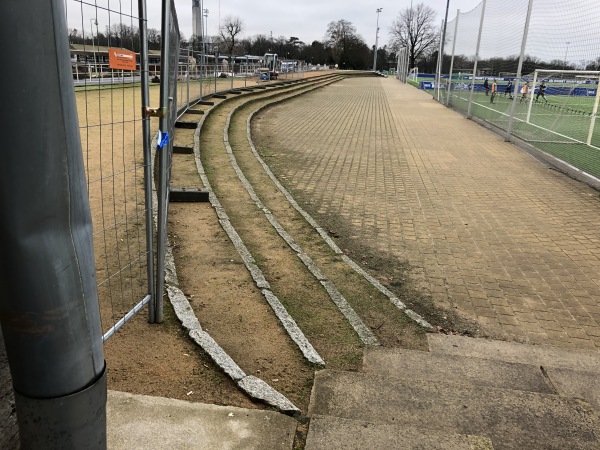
[255,77,600,349]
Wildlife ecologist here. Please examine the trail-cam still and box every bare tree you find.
[388,3,438,69]
[325,19,359,65]
[219,15,244,56]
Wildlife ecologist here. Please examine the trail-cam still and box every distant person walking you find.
[536,82,548,103]
[483,78,489,96]
[490,80,498,103]
[504,80,513,98]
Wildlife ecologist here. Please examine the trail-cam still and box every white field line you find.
[450,94,600,151]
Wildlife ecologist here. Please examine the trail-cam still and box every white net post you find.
[435,20,444,100]
[506,0,534,140]
[588,74,600,145]
[467,0,487,117]
[526,70,539,123]
[445,10,460,105]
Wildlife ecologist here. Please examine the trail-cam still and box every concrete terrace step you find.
[428,334,600,372]
[308,370,600,450]
[305,415,494,450]
[107,390,297,450]
[363,347,553,394]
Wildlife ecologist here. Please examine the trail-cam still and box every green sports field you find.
[417,78,600,180]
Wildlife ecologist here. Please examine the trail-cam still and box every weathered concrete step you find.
[363,347,553,394]
[305,415,494,450]
[107,390,297,449]
[428,334,600,372]
[308,370,600,450]
[544,367,600,410]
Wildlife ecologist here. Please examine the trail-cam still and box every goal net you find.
[408,67,419,83]
[519,69,600,149]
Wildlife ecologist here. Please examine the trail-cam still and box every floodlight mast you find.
[373,8,382,71]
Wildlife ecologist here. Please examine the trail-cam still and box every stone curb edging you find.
[152,140,301,414]
[150,83,329,415]
[192,83,327,366]
[244,92,435,332]
[223,83,379,346]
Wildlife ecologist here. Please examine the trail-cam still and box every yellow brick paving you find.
[255,77,600,349]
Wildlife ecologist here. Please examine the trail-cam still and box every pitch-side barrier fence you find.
[67,0,308,339]
[398,0,600,181]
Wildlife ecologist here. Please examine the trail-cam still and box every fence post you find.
[138,0,157,323]
[467,0,487,117]
[1,0,106,446]
[156,0,175,323]
[186,48,191,108]
[434,20,444,100]
[446,10,460,106]
[506,0,534,141]
[199,48,204,99]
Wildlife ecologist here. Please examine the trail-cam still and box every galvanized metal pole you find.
[467,0,487,117]
[446,10,460,106]
[156,0,174,323]
[506,0,534,140]
[138,0,156,323]
[1,0,106,447]
[186,48,191,108]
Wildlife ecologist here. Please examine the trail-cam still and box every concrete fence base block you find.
[169,187,209,202]
[174,121,197,129]
[173,146,193,154]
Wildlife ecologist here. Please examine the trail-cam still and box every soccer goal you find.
[408,67,419,83]
[525,69,600,147]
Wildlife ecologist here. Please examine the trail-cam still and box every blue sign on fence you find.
[420,81,435,90]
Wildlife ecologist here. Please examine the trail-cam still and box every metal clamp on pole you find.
[144,106,166,118]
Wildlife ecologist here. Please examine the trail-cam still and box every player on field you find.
[483,78,489,96]
[490,80,498,103]
[504,80,513,98]
[519,82,529,103]
[536,82,548,103]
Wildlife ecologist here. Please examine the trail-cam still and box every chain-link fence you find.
[425,0,600,180]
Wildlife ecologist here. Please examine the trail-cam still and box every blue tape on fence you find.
[158,131,169,149]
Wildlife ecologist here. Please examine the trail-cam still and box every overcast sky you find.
[68,0,599,65]
[164,0,483,47]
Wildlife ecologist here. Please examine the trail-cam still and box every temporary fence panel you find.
[69,0,155,340]
[435,0,600,180]
[155,0,181,323]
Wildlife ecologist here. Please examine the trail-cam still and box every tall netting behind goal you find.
[516,0,600,175]
[510,70,600,162]
[435,0,600,179]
